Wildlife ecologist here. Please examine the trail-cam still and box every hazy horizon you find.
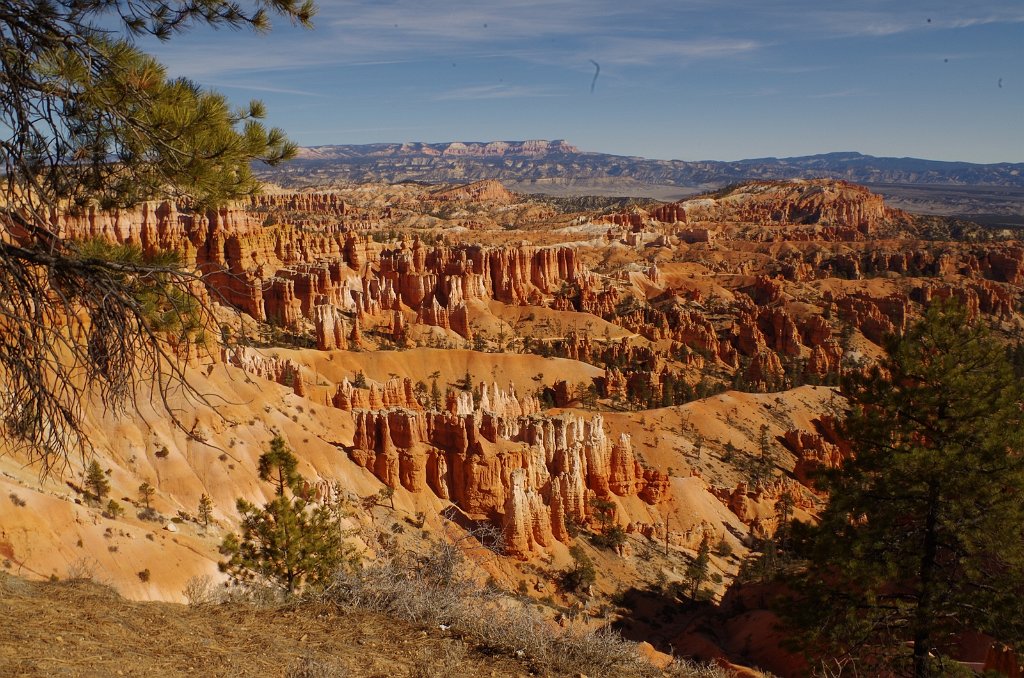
[295,139,1024,166]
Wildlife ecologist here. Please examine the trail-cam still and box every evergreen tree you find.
[376,486,395,510]
[430,379,442,411]
[84,460,110,505]
[220,436,347,595]
[428,371,442,411]
[685,533,712,600]
[661,371,677,407]
[138,481,155,510]
[560,544,597,593]
[774,489,794,552]
[692,434,704,461]
[792,302,1024,676]
[104,499,125,519]
[258,435,301,497]
[0,1,315,472]
[198,493,214,528]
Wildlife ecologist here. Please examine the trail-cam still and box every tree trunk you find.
[913,482,940,678]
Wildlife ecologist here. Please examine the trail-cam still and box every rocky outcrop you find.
[313,304,349,351]
[249,192,351,215]
[680,180,905,235]
[502,469,555,559]
[828,291,908,344]
[430,179,516,204]
[223,347,304,396]
[782,418,850,491]
[347,389,663,558]
[911,280,1015,319]
[744,350,785,391]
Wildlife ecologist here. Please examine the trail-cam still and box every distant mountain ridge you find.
[265,140,1024,190]
[295,139,580,160]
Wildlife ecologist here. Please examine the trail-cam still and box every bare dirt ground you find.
[0,574,533,678]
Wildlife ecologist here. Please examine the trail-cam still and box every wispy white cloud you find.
[589,36,760,65]
[144,0,768,79]
[806,88,873,99]
[329,0,631,43]
[806,7,1024,38]
[434,84,565,101]
[719,86,782,98]
[754,64,834,75]
[203,82,326,97]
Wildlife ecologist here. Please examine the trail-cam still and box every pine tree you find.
[428,371,442,411]
[220,436,347,595]
[105,499,125,519]
[685,533,712,600]
[430,379,442,411]
[560,544,597,593]
[84,460,110,505]
[792,302,1024,676]
[258,435,301,497]
[138,481,155,510]
[0,1,316,472]
[198,494,214,529]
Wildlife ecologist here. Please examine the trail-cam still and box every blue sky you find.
[140,1,1024,163]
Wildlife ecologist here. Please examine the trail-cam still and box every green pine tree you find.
[0,0,316,473]
[791,302,1024,677]
[258,435,302,497]
[220,436,348,595]
[84,460,110,505]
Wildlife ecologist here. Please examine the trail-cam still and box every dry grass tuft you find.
[326,535,721,678]
[284,653,348,678]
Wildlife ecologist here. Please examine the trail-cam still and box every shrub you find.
[183,575,219,607]
[560,544,597,593]
[592,525,627,550]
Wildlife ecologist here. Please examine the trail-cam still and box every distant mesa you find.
[284,140,1024,188]
[295,139,580,161]
[269,141,1024,223]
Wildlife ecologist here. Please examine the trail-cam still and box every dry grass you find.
[0,540,731,678]
[325,539,727,678]
[0,573,530,678]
